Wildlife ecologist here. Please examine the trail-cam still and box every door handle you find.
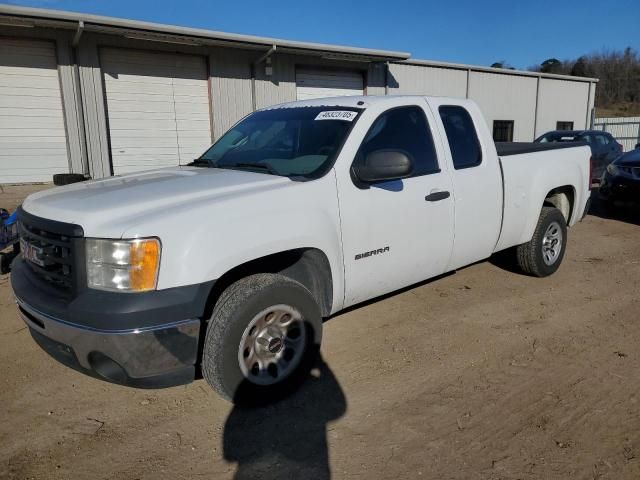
[425,190,450,202]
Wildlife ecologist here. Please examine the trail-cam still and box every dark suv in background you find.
[535,130,623,182]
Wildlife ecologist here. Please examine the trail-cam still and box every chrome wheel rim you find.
[542,221,563,266]
[238,304,307,386]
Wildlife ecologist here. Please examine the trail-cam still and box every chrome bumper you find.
[16,296,200,387]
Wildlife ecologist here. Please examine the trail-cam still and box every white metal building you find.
[0,5,598,184]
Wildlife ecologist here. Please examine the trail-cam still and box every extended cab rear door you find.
[336,99,455,307]
[428,100,503,270]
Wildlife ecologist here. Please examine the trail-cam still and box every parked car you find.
[599,145,640,205]
[11,96,591,402]
[535,130,623,182]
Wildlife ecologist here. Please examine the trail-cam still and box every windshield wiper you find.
[188,158,212,167]
[229,162,279,176]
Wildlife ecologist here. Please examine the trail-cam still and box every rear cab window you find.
[438,106,482,169]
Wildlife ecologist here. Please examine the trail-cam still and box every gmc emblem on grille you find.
[20,238,45,267]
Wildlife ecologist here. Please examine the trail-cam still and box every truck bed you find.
[496,141,587,157]
[494,142,591,253]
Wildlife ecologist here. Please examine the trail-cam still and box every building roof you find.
[0,4,410,61]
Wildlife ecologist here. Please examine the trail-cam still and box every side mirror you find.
[353,150,413,183]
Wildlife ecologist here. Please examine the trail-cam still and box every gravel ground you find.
[1,185,640,479]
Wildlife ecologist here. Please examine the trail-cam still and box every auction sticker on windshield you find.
[315,111,358,121]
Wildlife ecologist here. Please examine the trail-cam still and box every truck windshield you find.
[198,107,362,178]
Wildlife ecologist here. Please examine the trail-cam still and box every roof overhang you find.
[0,5,411,62]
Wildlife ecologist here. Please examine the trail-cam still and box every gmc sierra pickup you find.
[11,95,591,402]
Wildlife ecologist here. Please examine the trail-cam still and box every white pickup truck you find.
[12,95,591,402]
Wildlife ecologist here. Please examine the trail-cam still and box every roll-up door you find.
[0,39,69,183]
[101,48,212,175]
[296,68,364,100]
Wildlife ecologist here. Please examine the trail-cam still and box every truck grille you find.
[17,208,84,293]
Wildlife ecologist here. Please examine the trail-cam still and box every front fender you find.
[123,171,345,313]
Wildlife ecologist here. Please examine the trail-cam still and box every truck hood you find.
[22,167,293,236]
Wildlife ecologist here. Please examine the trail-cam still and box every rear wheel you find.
[516,206,567,277]
[201,274,322,403]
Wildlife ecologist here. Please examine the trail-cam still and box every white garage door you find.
[101,48,212,175]
[296,68,364,100]
[0,39,69,183]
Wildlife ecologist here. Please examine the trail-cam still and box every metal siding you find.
[536,79,590,137]
[366,62,386,96]
[77,40,111,178]
[101,48,211,174]
[587,82,596,128]
[255,54,296,109]
[594,115,640,152]
[56,39,87,175]
[468,71,537,141]
[209,50,253,139]
[388,63,467,97]
[0,38,69,183]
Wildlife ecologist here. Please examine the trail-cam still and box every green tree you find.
[571,56,590,77]
[540,58,563,74]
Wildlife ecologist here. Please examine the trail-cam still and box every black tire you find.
[201,273,322,403]
[53,173,86,186]
[516,206,567,277]
[0,253,10,275]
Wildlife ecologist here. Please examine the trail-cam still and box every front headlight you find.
[607,163,621,176]
[86,238,161,292]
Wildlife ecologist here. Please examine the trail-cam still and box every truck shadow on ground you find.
[222,355,346,480]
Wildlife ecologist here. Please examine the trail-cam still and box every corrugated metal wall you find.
[366,63,386,96]
[468,72,538,141]
[254,54,297,109]
[388,63,467,97]
[536,79,590,137]
[594,116,640,151]
[209,49,253,139]
[387,63,595,142]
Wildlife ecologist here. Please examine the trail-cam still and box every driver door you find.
[336,102,455,307]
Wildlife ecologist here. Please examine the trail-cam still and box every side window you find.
[556,121,574,130]
[439,106,483,169]
[595,134,608,146]
[581,134,594,146]
[356,106,439,177]
[492,120,515,142]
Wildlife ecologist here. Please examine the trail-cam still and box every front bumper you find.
[17,297,201,388]
[11,255,215,388]
[600,173,640,203]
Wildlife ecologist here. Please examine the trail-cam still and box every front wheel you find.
[201,274,322,403]
[516,206,567,277]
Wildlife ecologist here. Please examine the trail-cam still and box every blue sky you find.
[4,0,639,69]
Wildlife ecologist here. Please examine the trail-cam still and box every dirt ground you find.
[2,184,640,480]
